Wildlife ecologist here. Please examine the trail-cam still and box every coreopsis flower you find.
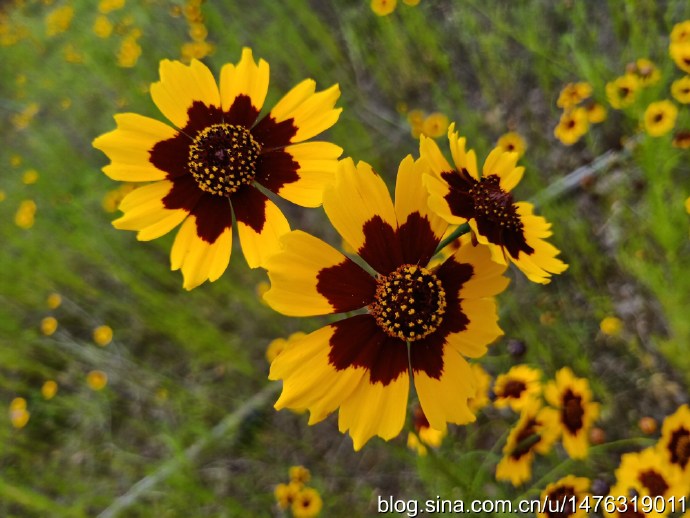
[658,404,690,474]
[9,398,30,428]
[671,20,690,44]
[46,293,62,309]
[289,465,311,486]
[584,101,607,124]
[496,131,526,159]
[275,482,301,510]
[673,131,690,149]
[600,315,623,336]
[87,370,108,391]
[495,399,559,486]
[407,109,425,138]
[93,325,113,346]
[266,157,508,450]
[643,100,678,137]
[45,5,73,37]
[537,476,590,518]
[611,448,689,518]
[606,74,640,109]
[557,82,592,109]
[40,316,58,336]
[292,487,323,518]
[407,405,446,456]
[421,124,568,284]
[554,108,589,145]
[671,76,690,104]
[93,15,113,39]
[627,58,661,87]
[670,42,690,74]
[371,0,397,16]
[542,367,600,459]
[492,364,542,412]
[422,112,449,138]
[41,380,58,400]
[93,48,342,289]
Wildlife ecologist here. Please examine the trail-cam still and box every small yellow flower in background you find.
[101,184,136,213]
[554,108,589,145]
[467,363,492,413]
[626,58,661,86]
[407,405,446,456]
[274,481,302,510]
[493,365,542,412]
[557,81,592,109]
[584,101,607,124]
[371,0,397,16]
[117,35,142,68]
[289,465,311,485]
[188,22,208,42]
[600,316,623,336]
[407,109,425,138]
[671,76,690,104]
[292,487,323,518]
[673,131,690,149]
[45,5,74,36]
[93,325,113,346]
[255,280,270,305]
[180,40,214,62]
[62,43,84,64]
[496,131,526,159]
[87,370,108,391]
[9,398,30,429]
[537,476,590,518]
[670,42,690,74]
[644,100,678,137]
[265,332,306,364]
[542,367,600,459]
[40,316,58,336]
[11,102,40,130]
[22,169,38,184]
[93,15,113,39]
[47,293,62,309]
[421,112,449,138]
[41,380,58,400]
[671,20,690,44]
[402,0,420,5]
[658,404,690,474]
[183,3,204,23]
[606,74,640,109]
[99,0,125,14]
[15,200,37,229]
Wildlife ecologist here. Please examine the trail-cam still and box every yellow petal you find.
[220,47,269,113]
[236,195,290,269]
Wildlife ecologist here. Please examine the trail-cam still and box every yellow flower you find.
[670,42,690,74]
[265,332,307,364]
[93,325,113,346]
[496,131,526,159]
[422,112,449,138]
[22,169,38,184]
[584,101,607,124]
[537,476,590,518]
[543,367,600,459]
[9,398,30,428]
[93,15,113,39]
[117,36,142,68]
[371,0,397,16]
[87,370,108,391]
[407,405,447,456]
[600,316,623,336]
[467,363,491,413]
[671,20,690,44]
[407,109,425,138]
[42,380,58,400]
[557,82,592,109]
[45,5,74,37]
[671,76,690,104]
[47,293,62,309]
[493,365,542,412]
[180,40,214,62]
[658,404,690,474]
[643,100,678,137]
[40,316,58,336]
[496,400,559,486]
[93,48,342,290]
[403,0,420,5]
[606,74,640,109]
[274,482,302,509]
[627,58,661,87]
[289,465,311,485]
[292,487,323,518]
[554,108,589,145]
[422,125,568,283]
[188,22,208,42]
[98,0,125,14]
[15,200,37,229]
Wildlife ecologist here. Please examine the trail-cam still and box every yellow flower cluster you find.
[45,5,74,37]
[274,466,323,517]
[117,29,142,68]
[179,0,214,62]
[406,109,449,138]
[14,199,36,229]
[9,397,30,429]
[554,81,606,146]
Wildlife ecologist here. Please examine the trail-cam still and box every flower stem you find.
[435,223,470,254]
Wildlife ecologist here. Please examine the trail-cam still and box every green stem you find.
[435,223,470,254]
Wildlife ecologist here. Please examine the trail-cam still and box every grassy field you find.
[2,0,690,516]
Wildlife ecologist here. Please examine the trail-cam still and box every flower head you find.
[266,157,509,449]
[493,364,542,412]
[93,325,113,346]
[671,20,690,45]
[584,101,607,124]
[658,404,690,474]
[537,476,591,518]
[557,82,592,109]
[93,48,342,289]
[41,316,58,336]
[87,370,108,391]
[543,367,600,459]
[42,380,58,400]
[670,42,690,74]
[292,487,323,518]
[606,74,640,109]
[627,58,661,87]
[554,108,589,145]
[643,100,678,137]
[671,76,690,104]
[9,397,30,429]
[600,315,623,336]
[421,124,568,284]
[496,132,526,159]
[371,0,397,16]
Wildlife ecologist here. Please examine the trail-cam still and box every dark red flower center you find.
[510,418,540,460]
[638,470,668,497]
[188,123,261,196]
[669,428,690,468]
[544,486,577,518]
[501,379,527,399]
[468,176,522,232]
[562,389,584,434]
[368,264,446,342]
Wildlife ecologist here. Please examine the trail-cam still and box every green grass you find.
[1,0,690,516]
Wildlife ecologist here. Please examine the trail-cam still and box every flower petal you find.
[150,59,221,129]
[264,230,375,316]
[219,47,269,115]
[93,113,177,182]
